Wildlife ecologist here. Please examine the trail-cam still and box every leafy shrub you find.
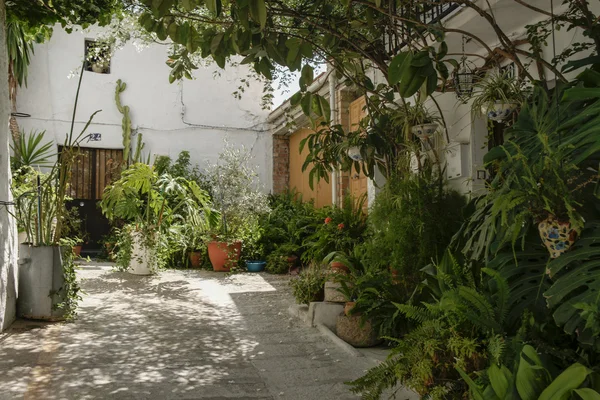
[362,168,466,295]
[289,263,328,305]
[302,194,367,263]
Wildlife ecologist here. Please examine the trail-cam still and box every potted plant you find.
[289,263,328,305]
[12,69,94,320]
[206,143,270,272]
[471,71,527,122]
[302,195,367,271]
[404,102,440,141]
[266,243,300,274]
[477,86,600,258]
[101,163,215,274]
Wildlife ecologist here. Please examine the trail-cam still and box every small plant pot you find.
[73,245,83,257]
[246,260,266,272]
[346,146,362,161]
[538,217,579,258]
[207,241,242,272]
[389,266,401,285]
[287,255,298,273]
[344,301,357,316]
[330,261,349,274]
[410,123,438,140]
[483,102,517,122]
[188,251,202,268]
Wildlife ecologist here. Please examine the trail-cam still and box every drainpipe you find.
[328,64,338,206]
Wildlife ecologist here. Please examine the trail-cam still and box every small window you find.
[85,39,111,74]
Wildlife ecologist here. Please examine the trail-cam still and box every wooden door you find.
[289,128,332,208]
[61,147,124,253]
[348,97,369,211]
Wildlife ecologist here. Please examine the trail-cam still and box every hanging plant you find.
[471,71,527,122]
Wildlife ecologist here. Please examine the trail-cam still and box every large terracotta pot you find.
[207,241,242,272]
[538,217,579,258]
[188,251,202,268]
[330,261,349,274]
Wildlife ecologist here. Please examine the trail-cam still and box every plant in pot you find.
[101,163,215,274]
[11,68,96,321]
[266,243,300,274]
[302,195,367,273]
[471,71,527,122]
[289,263,329,305]
[464,85,600,260]
[404,101,440,141]
[205,143,270,272]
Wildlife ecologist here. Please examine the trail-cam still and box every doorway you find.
[60,146,123,255]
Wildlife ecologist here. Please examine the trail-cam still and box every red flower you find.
[337,223,345,230]
[324,217,332,224]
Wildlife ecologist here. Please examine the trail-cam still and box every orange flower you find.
[337,223,345,230]
[324,217,332,224]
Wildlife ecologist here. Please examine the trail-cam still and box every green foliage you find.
[363,170,466,295]
[265,249,292,274]
[55,238,83,320]
[471,71,528,117]
[206,143,270,242]
[459,78,600,261]
[301,195,367,264]
[10,130,55,169]
[289,264,328,305]
[545,221,600,351]
[458,345,600,400]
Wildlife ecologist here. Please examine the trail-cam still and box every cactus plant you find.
[115,79,131,164]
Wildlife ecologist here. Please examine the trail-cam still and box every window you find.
[84,39,111,74]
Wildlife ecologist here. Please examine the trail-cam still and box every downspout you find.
[328,64,338,206]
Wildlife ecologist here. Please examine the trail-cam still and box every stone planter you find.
[336,315,380,348]
[483,102,517,122]
[538,217,579,258]
[324,280,347,303]
[18,245,66,321]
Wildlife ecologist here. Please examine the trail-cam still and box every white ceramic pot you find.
[346,146,362,161]
[411,123,438,140]
[128,232,155,275]
[483,102,517,122]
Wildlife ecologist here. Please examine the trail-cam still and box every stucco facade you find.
[14,26,272,190]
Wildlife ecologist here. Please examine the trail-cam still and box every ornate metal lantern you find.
[453,36,476,103]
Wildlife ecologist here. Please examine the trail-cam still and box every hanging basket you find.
[538,217,579,258]
[411,123,438,141]
[483,102,517,122]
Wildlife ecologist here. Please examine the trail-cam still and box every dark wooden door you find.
[61,147,123,254]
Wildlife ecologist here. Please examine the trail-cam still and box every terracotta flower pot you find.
[207,241,242,272]
[344,301,357,316]
[390,266,401,285]
[538,217,579,258]
[330,261,349,274]
[188,251,202,268]
[73,245,82,257]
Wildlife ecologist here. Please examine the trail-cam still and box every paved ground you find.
[0,265,385,400]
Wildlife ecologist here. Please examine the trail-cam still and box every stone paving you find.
[0,265,392,400]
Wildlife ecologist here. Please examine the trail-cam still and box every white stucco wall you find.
[0,0,18,332]
[15,26,272,191]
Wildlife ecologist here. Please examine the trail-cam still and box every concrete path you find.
[0,265,379,400]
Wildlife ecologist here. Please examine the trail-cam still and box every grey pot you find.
[18,245,66,320]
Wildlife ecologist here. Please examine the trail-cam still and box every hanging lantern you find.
[453,36,476,103]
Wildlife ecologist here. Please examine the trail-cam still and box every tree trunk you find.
[0,0,18,331]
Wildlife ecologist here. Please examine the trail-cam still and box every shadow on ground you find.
[0,267,372,400]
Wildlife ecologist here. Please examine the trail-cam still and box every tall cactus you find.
[132,133,145,164]
[115,79,131,165]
